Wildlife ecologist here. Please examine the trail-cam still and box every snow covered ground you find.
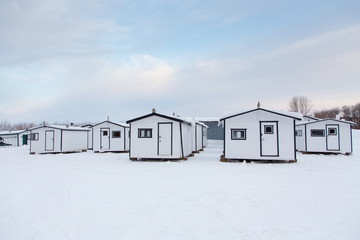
[1,131,360,240]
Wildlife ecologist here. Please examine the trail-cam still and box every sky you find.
[0,0,360,124]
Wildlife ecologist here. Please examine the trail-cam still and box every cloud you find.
[0,96,56,117]
[1,0,359,122]
[55,54,176,100]
[0,0,131,66]
[165,25,360,113]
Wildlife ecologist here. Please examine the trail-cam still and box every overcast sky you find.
[1,0,359,123]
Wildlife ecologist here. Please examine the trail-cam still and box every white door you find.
[100,128,110,150]
[158,123,172,156]
[326,125,340,151]
[260,122,279,156]
[45,130,54,151]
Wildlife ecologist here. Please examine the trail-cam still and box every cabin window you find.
[102,130,108,136]
[311,129,325,137]
[328,128,337,135]
[138,129,152,138]
[231,129,246,140]
[112,131,121,138]
[29,133,39,141]
[264,125,273,134]
[295,130,302,136]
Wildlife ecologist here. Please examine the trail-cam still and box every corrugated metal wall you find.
[201,121,224,140]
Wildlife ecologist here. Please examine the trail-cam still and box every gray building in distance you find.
[196,118,224,140]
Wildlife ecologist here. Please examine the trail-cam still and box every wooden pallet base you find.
[34,150,87,155]
[299,151,351,156]
[130,154,192,162]
[94,150,129,154]
[220,156,296,164]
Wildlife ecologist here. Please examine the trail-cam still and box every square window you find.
[102,130,108,136]
[328,128,337,135]
[264,125,273,134]
[295,130,302,136]
[29,133,39,141]
[231,129,246,140]
[138,129,152,138]
[311,129,325,137]
[112,131,121,138]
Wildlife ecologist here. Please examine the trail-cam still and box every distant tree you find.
[342,105,351,117]
[313,103,360,129]
[289,96,313,115]
[314,107,341,119]
[0,120,11,131]
[13,122,36,130]
[352,103,360,128]
[342,102,360,129]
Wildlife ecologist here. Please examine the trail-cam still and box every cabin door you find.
[326,124,340,151]
[45,130,54,151]
[100,128,110,150]
[260,122,279,157]
[22,134,28,145]
[158,123,173,156]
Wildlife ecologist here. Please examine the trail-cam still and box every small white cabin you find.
[91,120,130,153]
[295,119,354,154]
[220,108,302,162]
[82,124,93,150]
[29,125,89,154]
[126,111,192,160]
[191,121,208,153]
[0,130,30,147]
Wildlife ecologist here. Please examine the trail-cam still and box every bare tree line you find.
[313,103,360,128]
[2,99,359,131]
[288,96,360,129]
[0,120,97,132]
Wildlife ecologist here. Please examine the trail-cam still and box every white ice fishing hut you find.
[220,108,302,162]
[29,124,89,154]
[82,124,93,150]
[190,120,208,153]
[126,110,193,160]
[295,119,354,154]
[0,129,30,146]
[91,120,130,153]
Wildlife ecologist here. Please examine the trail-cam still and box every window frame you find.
[29,133,39,141]
[328,128,337,136]
[311,129,325,137]
[264,125,274,134]
[112,131,121,138]
[231,129,247,140]
[138,128,152,138]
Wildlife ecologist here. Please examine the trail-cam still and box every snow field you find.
[0,131,360,240]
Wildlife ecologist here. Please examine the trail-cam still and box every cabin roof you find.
[0,129,28,135]
[296,118,356,126]
[91,120,129,128]
[194,117,220,122]
[126,112,192,125]
[303,115,321,121]
[220,108,302,121]
[182,117,209,128]
[30,125,90,131]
